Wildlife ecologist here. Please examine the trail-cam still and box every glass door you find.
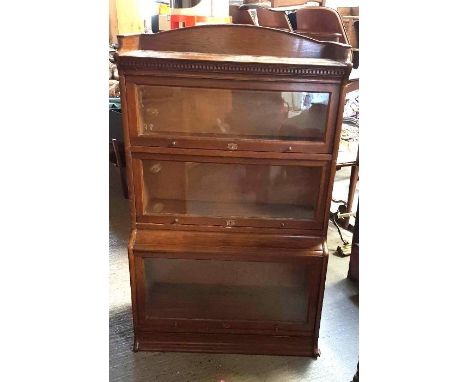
[144,257,309,322]
[135,155,328,230]
[135,254,323,333]
[125,78,339,153]
[137,85,330,142]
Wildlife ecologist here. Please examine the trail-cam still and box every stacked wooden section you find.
[116,25,352,357]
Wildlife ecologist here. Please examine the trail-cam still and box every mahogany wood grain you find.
[133,229,325,251]
[127,230,140,344]
[119,75,137,227]
[117,25,351,357]
[118,24,351,61]
[130,145,333,161]
[135,222,325,236]
[135,331,319,357]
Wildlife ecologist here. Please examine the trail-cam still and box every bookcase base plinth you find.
[134,331,320,358]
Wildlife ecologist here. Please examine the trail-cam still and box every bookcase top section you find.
[119,50,349,68]
[117,24,352,65]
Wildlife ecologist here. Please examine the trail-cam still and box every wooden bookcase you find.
[116,25,352,357]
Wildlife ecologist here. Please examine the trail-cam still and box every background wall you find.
[109,0,145,43]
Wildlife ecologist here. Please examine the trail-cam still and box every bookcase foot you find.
[133,338,140,352]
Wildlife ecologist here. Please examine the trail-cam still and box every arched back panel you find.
[118,24,351,61]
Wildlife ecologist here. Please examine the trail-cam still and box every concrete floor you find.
[109,163,359,382]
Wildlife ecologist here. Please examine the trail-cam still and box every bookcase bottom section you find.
[134,331,320,357]
[146,282,308,322]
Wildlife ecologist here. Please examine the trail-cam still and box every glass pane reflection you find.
[142,160,321,220]
[144,258,309,322]
[138,86,329,141]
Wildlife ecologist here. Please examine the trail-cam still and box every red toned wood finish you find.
[124,75,341,154]
[270,0,327,7]
[132,152,331,232]
[117,25,351,357]
[256,7,293,31]
[229,5,256,25]
[295,7,349,44]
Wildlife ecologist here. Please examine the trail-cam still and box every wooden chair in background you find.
[229,5,256,25]
[337,7,359,69]
[256,6,293,31]
[335,77,359,231]
[264,1,327,7]
[295,7,348,43]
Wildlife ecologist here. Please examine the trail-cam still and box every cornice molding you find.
[117,58,347,78]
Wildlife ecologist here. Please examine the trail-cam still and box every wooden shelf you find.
[145,198,314,220]
[146,283,308,322]
[131,230,326,261]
